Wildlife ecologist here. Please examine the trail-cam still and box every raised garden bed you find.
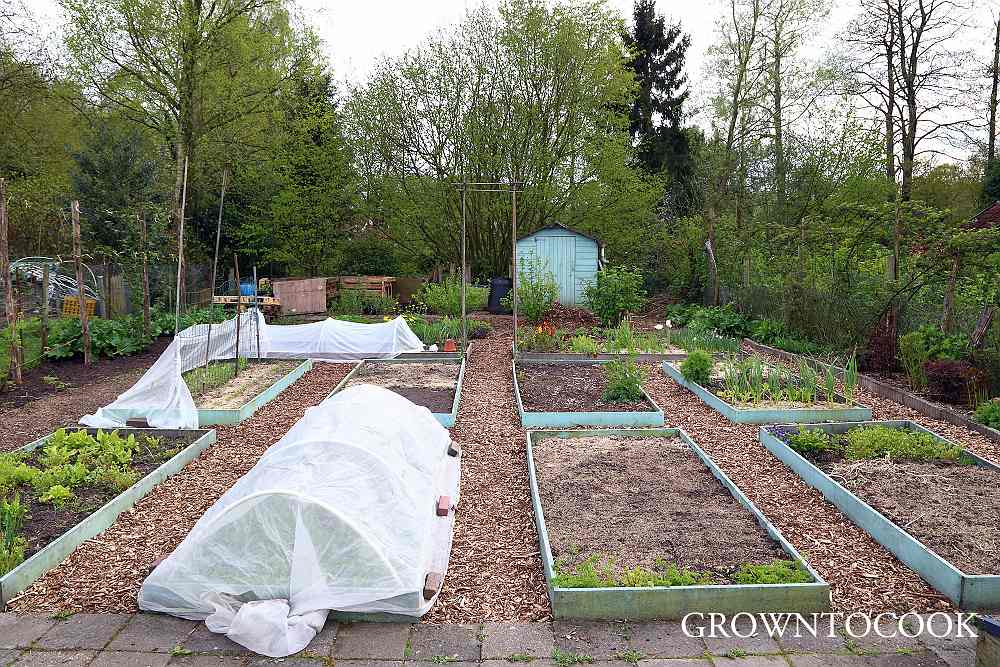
[515,321,686,363]
[526,428,830,619]
[744,339,1000,443]
[0,427,216,607]
[662,358,872,424]
[184,358,312,426]
[759,420,1000,609]
[513,360,664,428]
[328,357,466,427]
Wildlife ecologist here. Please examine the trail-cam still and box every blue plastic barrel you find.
[240,282,256,297]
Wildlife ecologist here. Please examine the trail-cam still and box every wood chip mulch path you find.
[8,363,353,613]
[644,364,958,614]
[0,367,152,453]
[424,332,551,623]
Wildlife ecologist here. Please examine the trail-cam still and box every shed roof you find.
[971,201,1000,229]
[518,222,602,246]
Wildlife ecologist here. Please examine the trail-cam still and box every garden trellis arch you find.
[453,181,523,353]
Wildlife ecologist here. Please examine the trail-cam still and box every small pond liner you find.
[759,420,1000,610]
[525,428,830,619]
[326,356,466,428]
[513,360,664,428]
[0,427,216,608]
[662,361,873,424]
[195,359,312,426]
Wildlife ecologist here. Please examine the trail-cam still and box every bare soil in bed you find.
[517,363,652,412]
[822,458,1000,575]
[532,434,789,583]
[348,362,459,413]
[194,360,300,409]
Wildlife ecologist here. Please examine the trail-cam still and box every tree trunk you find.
[941,255,960,333]
[0,178,20,384]
[989,16,1000,166]
[71,201,91,365]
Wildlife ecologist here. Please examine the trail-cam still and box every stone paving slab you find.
[0,613,984,667]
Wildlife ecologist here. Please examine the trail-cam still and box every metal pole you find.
[174,156,189,335]
[511,184,518,352]
[210,166,229,298]
[461,183,467,357]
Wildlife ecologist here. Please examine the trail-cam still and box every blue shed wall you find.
[517,228,599,306]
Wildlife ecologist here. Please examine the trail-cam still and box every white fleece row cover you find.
[80,311,424,429]
[138,384,461,657]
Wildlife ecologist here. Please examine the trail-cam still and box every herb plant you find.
[603,356,646,403]
[680,350,713,386]
[569,335,598,355]
[732,560,812,584]
[0,493,27,575]
[582,266,646,326]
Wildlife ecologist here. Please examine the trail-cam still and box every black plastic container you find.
[487,277,513,314]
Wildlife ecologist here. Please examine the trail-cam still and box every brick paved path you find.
[0,613,979,666]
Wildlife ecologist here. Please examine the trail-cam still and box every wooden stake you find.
[174,156,189,334]
[40,263,49,352]
[253,264,261,359]
[139,210,150,338]
[233,254,241,380]
[211,166,229,297]
[72,200,91,365]
[0,179,20,384]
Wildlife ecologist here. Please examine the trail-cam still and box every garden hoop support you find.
[452,181,522,356]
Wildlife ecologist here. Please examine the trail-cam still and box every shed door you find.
[537,236,577,306]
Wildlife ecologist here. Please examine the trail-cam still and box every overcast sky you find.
[27,0,1000,124]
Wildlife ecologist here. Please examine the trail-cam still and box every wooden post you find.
[253,264,261,359]
[511,183,518,349]
[233,254,242,379]
[139,210,150,338]
[460,183,467,357]
[40,263,49,352]
[0,178,21,384]
[211,166,229,297]
[72,200,91,365]
[174,156,189,334]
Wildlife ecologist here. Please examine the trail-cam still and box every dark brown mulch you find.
[517,363,651,412]
[542,304,599,329]
[348,361,459,413]
[425,333,550,623]
[0,342,174,454]
[823,458,1000,576]
[12,432,204,561]
[387,387,455,413]
[532,434,788,583]
[644,366,954,613]
[870,370,977,418]
[0,337,171,408]
[8,363,354,613]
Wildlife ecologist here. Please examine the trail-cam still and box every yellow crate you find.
[62,297,96,317]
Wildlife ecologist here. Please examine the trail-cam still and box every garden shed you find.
[517,224,602,306]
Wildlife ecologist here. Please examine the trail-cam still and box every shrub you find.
[923,359,988,405]
[420,277,488,317]
[975,399,1000,430]
[680,350,713,386]
[602,356,646,403]
[330,290,398,316]
[511,256,559,323]
[664,303,702,327]
[898,331,929,390]
[583,267,646,326]
[468,320,492,339]
[688,305,752,339]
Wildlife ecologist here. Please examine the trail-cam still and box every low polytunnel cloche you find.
[138,384,461,657]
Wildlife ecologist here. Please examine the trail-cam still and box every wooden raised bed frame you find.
[526,428,830,619]
[327,357,466,428]
[759,420,1000,610]
[513,359,665,428]
[196,359,312,426]
[0,427,217,608]
[662,361,873,424]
